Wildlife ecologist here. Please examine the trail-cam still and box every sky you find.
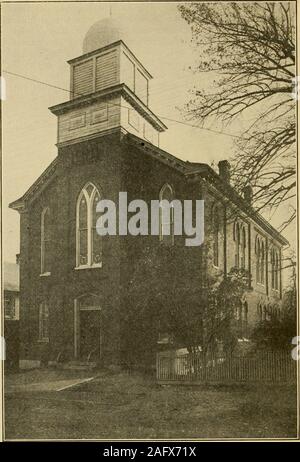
[2,1,296,280]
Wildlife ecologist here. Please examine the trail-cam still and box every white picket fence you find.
[156,350,297,383]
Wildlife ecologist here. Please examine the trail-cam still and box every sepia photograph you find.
[0,0,298,442]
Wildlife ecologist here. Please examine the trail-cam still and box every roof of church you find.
[126,134,289,246]
[9,157,58,211]
[9,131,288,246]
[3,262,20,292]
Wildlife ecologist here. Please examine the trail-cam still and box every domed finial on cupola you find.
[49,18,167,148]
[83,17,126,55]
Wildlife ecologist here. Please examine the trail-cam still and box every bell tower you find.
[49,18,167,147]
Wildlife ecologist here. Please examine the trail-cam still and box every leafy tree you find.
[251,275,296,351]
[122,243,249,366]
[201,267,250,356]
[179,2,296,228]
[121,244,203,366]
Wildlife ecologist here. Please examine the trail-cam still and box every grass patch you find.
[5,371,297,440]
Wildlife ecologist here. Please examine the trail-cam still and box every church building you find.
[10,18,288,369]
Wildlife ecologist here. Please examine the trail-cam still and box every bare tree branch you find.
[179,2,296,227]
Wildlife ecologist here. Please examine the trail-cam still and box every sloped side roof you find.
[3,262,20,292]
[126,133,289,246]
[9,157,58,210]
[9,131,288,246]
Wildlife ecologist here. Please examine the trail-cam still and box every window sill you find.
[40,272,51,277]
[74,263,102,270]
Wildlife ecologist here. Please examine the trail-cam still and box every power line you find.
[3,69,241,140]
[2,67,198,122]
[158,115,240,139]
[3,70,72,95]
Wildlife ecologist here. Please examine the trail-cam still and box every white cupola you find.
[49,17,167,147]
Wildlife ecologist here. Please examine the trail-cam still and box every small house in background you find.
[4,256,20,370]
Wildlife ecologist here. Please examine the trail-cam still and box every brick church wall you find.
[18,132,284,366]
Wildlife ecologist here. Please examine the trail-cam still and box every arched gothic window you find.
[159,183,175,245]
[41,207,51,274]
[255,236,265,284]
[212,204,220,267]
[234,221,247,269]
[233,221,240,267]
[260,241,265,284]
[274,252,279,290]
[255,237,260,282]
[270,248,280,290]
[76,183,102,268]
[241,226,246,269]
[271,249,275,289]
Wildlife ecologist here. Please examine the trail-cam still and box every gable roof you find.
[9,157,58,210]
[9,131,288,246]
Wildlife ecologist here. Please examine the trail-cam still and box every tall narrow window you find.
[159,183,175,245]
[271,248,279,290]
[241,227,246,269]
[255,237,261,283]
[41,207,51,274]
[255,236,265,284]
[260,241,265,284]
[275,252,279,290]
[39,302,49,342]
[233,221,240,267]
[76,183,102,268]
[92,190,102,265]
[78,194,88,266]
[271,249,275,289]
[212,205,220,267]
